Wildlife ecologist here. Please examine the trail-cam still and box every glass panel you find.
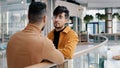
[0,3,28,43]
[87,24,93,34]
[0,2,28,68]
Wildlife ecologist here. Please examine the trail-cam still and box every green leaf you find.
[83,15,93,23]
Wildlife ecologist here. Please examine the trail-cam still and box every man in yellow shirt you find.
[48,6,79,59]
[6,2,64,68]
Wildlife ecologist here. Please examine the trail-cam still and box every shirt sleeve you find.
[42,37,64,64]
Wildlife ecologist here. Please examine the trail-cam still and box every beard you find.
[54,24,64,30]
[41,26,45,31]
[54,26,63,29]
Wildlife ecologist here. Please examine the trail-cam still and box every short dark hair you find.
[28,2,46,23]
[53,6,69,19]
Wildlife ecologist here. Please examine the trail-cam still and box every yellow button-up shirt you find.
[48,26,79,59]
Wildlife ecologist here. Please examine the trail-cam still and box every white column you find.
[41,0,55,35]
[105,8,113,33]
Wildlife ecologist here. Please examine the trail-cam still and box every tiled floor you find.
[106,41,120,68]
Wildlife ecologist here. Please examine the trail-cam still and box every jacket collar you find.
[62,26,71,33]
[23,23,41,33]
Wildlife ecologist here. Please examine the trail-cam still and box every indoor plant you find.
[83,15,93,23]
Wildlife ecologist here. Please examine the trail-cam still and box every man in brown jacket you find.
[48,6,79,59]
[6,2,64,68]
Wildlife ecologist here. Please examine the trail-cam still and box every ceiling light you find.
[21,0,24,4]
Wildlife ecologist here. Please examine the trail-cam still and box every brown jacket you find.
[48,26,79,59]
[6,23,64,68]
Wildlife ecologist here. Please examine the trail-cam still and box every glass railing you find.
[0,43,7,68]
[93,33,120,41]
[25,36,108,68]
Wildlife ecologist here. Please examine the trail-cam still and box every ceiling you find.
[0,0,25,5]
[75,0,120,9]
[0,0,120,9]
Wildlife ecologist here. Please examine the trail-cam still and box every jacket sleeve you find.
[47,33,51,39]
[47,30,54,41]
[42,37,64,64]
[58,33,79,59]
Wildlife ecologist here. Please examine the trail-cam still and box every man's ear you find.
[43,15,46,24]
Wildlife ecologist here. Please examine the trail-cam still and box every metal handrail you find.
[73,36,108,58]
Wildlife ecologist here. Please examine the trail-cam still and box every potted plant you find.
[95,13,108,20]
[96,13,101,20]
[100,14,108,20]
[117,15,120,21]
[83,15,93,23]
[112,13,120,21]
[112,13,119,18]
